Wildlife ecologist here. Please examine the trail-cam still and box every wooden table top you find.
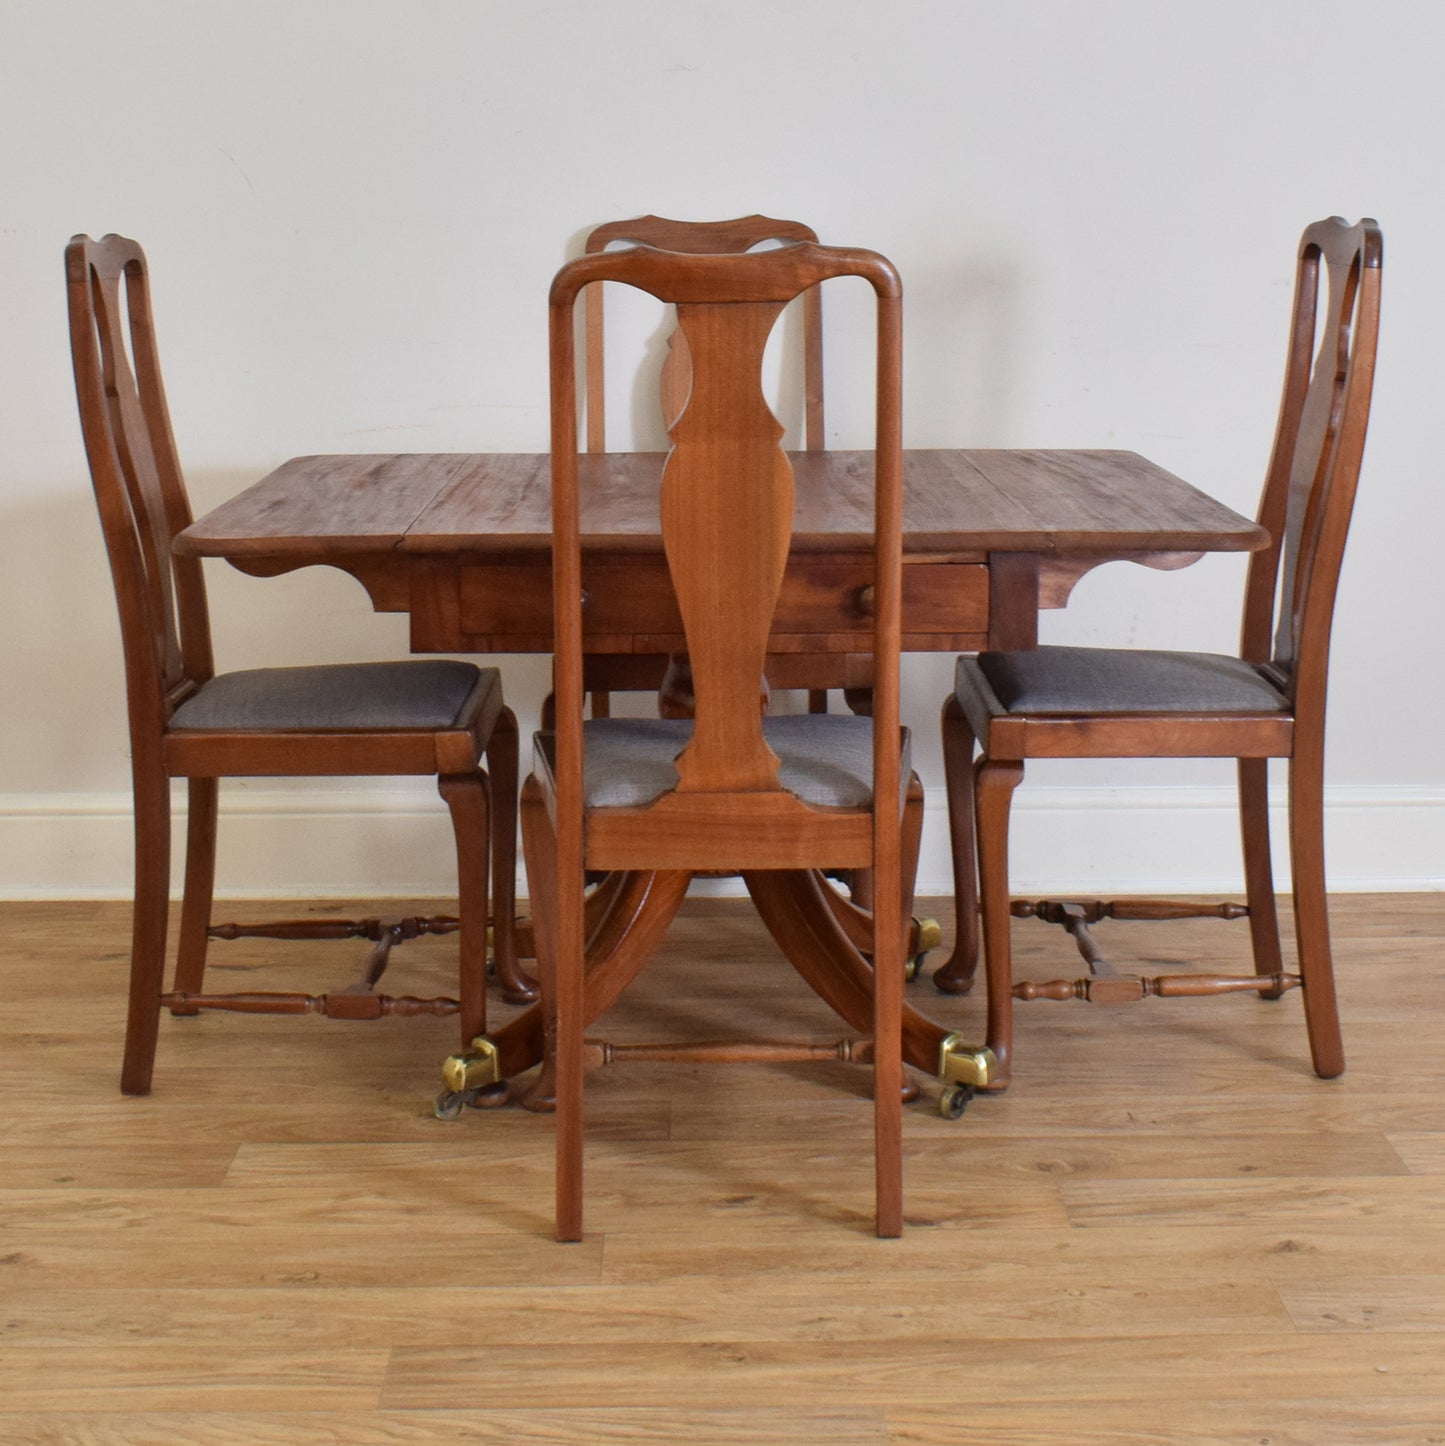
[177,449,1268,562]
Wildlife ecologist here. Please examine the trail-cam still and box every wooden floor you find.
[3,893,1445,1444]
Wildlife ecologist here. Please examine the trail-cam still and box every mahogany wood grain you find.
[533,240,907,1241]
[581,214,824,456]
[580,216,827,717]
[180,451,472,556]
[187,448,1260,560]
[66,235,520,1091]
[939,217,1382,1089]
[178,448,1264,658]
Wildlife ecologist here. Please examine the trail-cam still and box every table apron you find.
[408,554,991,655]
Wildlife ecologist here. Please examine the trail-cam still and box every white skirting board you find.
[2,782,1441,900]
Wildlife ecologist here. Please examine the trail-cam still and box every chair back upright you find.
[548,241,902,854]
[582,215,825,454]
[66,235,213,751]
[1241,217,1382,715]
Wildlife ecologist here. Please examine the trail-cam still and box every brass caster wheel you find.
[433,1089,468,1120]
[433,1081,509,1119]
[938,1082,974,1119]
[468,1080,511,1110]
[904,919,940,984]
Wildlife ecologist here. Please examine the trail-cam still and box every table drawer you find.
[433,554,988,653]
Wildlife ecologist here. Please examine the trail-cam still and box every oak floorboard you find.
[887,1400,1445,1445]
[0,1411,891,1446]
[0,1348,389,1412]
[0,1269,1291,1348]
[923,1091,1445,1136]
[1280,1275,1445,1332]
[379,1334,1445,1410]
[1058,1174,1445,1229]
[2,894,1442,1441]
[596,1221,1445,1285]
[0,1141,240,1189]
[1388,1132,1445,1173]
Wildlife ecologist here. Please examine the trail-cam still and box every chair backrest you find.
[582,215,825,454]
[1241,217,1381,714]
[66,235,212,747]
[549,241,902,814]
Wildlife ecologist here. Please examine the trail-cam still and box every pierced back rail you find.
[66,235,213,737]
[582,214,825,454]
[1241,217,1382,712]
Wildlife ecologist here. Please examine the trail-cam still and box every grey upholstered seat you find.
[963,646,1289,716]
[573,714,907,809]
[170,660,495,731]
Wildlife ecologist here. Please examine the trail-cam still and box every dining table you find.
[176,446,1268,1109]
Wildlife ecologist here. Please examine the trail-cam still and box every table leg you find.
[452,854,993,1113]
[484,868,693,1101]
[987,551,1040,650]
[742,868,948,1076]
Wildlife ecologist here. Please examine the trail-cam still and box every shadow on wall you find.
[623,297,817,452]
[569,223,1021,453]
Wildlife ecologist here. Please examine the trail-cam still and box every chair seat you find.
[170,660,497,732]
[963,646,1289,716]
[565,714,905,809]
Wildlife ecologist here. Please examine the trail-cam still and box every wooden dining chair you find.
[67,233,518,1096]
[528,239,908,1240]
[937,216,1382,1087]
[574,214,940,972]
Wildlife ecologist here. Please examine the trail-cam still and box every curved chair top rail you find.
[581,215,827,454]
[554,239,900,308]
[1242,215,1381,711]
[66,233,213,727]
[584,213,820,255]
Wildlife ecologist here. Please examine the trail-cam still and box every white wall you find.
[2,0,1440,898]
